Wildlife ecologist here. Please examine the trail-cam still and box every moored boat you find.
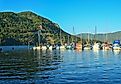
[33,45,47,50]
[56,45,66,50]
[76,43,83,50]
[102,42,111,50]
[65,44,72,50]
[84,44,92,50]
[93,42,101,50]
[84,32,92,50]
[112,40,121,50]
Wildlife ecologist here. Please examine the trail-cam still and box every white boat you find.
[42,46,47,50]
[113,44,121,50]
[93,42,101,50]
[84,46,91,50]
[48,46,52,50]
[33,46,41,50]
[46,44,57,50]
[65,35,72,50]
[54,27,66,50]
[33,25,44,50]
[33,45,47,50]
[84,44,92,50]
[84,32,92,50]
[56,45,65,50]
[65,45,72,50]
[112,40,121,50]
[49,44,57,50]
[60,45,66,49]
[92,27,101,50]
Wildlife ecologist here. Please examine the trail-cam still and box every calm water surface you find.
[0,50,121,84]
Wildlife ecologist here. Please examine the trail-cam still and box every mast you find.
[72,27,74,43]
[38,23,43,46]
[88,33,90,44]
[106,33,108,42]
[38,30,41,46]
[59,28,63,45]
[80,33,82,44]
[67,35,70,45]
[94,26,97,42]
[72,26,76,42]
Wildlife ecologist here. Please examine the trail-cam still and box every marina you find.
[1,0,121,83]
[0,40,121,52]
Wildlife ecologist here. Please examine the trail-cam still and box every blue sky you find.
[1,0,121,34]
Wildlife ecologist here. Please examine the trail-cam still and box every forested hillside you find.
[0,11,74,46]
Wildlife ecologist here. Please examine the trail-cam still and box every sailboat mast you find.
[94,26,97,41]
[72,27,74,42]
[106,34,108,42]
[72,26,76,42]
[38,30,41,46]
[60,28,63,45]
[80,33,82,44]
[88,33,89,44]
[68,35,70,45]
[38,23,42,46]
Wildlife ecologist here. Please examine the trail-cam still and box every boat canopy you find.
[113,40,120,44]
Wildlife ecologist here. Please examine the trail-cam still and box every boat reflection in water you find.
[1,50,121,83]
[113,50,121,55]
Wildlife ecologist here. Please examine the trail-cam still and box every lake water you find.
[0,49,121,84]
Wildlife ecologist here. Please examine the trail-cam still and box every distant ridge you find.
[77,31,121,43]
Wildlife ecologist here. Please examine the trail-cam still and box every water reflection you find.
[113,50,121,55]
[0,50,63,83]
[1,50,121,83]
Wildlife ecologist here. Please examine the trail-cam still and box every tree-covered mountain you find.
[0,11,121,46]
[0,11,75,46]
[78,31,121,43]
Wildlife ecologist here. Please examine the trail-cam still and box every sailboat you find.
[102,34,111,50]
[76,33,83,50]
[32,25,47,50]
[65,35,72,50]
[112,40,121,50]
[84,32,92,50]
[56,28,66,50]
[71,27,76,49]
[65,27,77,50]
[92,26,101,50]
